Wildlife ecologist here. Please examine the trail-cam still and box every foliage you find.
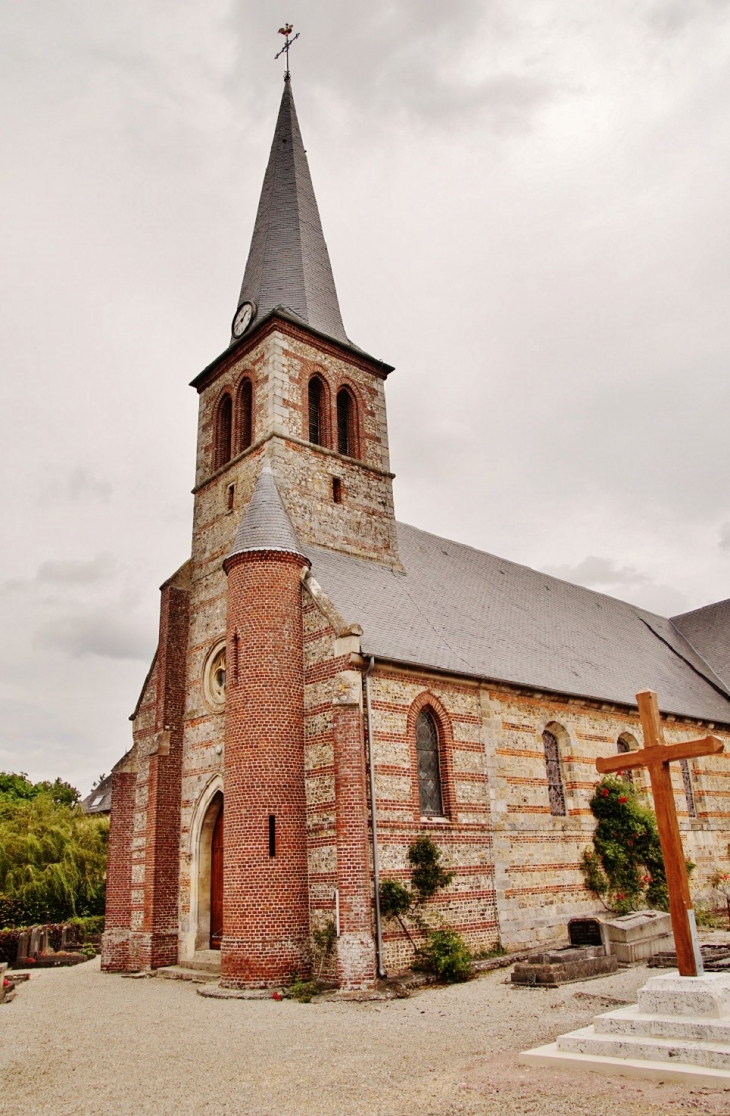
[414,927,473,984]
[408,836,454,903]
[472,941,506,961]
[0,775,108,927]
[283,975,319,1003]
[379,837,472,983]
[0,917,104,965]
[581,776,668,914]
[693,900,723,930]
[379,878,413,919]
[311,919,336,981]
[0,772,79,807]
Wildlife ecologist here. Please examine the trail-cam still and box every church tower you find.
[186,74,397,988]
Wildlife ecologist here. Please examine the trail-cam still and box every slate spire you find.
[234,76,348,345]
[225,459,307,565]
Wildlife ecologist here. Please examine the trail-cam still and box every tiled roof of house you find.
[81,773,113,815]
[304,522,730,724]
[233,76,348,347]
[672,599,730,689]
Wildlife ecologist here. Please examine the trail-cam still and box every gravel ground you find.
[2,959,730,1116]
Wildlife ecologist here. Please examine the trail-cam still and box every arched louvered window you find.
[680,759,697,818]
[543,728,566,816]
[617,736,635,787]
[214,394,233,469]
[308,377,324,446]
[237,378,253,452]
[416,710,443,817]
[336,388,356,458]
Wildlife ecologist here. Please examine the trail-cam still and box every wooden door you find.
[210,805,223,950]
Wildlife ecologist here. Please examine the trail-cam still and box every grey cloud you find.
[4,554,115,594]
[36,612,153,661]
[542,555,651,588]
[68,467,113,503]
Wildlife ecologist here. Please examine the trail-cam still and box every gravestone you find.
[61,925,71,949]
[568,918,603,948]
[28,927,41,957]
[38,930,49,954]
[15,932,29,966]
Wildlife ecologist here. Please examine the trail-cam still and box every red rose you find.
[601,788,609,797]
[618,795,627,804]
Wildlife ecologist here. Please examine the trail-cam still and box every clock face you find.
[232,301,255,338]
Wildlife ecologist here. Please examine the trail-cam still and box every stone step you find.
[557,1023,730,1071]
[156,966,220,983]
[520,1043,730,1087]
[637,973,730,1018]
[595,1006,730,1044]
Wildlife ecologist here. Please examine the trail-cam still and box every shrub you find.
[415,927,472,983]
[408,836,454,903]
[379,879,412,919]
[581,776,668,914]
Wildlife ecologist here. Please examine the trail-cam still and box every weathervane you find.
[275,24,300,79]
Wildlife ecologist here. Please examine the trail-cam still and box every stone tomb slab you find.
[511,945,618,988]
[602,910,674,965]
[520,971,730,1086]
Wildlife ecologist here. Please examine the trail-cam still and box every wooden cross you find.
[596,690,725,977]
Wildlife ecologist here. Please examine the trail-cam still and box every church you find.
[101,73,730,990]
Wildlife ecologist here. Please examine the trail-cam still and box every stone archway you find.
[191,786,224,953]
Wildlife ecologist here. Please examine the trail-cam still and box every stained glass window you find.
[617,738,634,786]
[416,710,443,816]
[543,729,566,816]
[680,759,697,818]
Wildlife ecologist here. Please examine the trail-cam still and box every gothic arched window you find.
[237,377,253,453]
[416,709,443,817]
[214,393,233,469]
[680,759,697,818]
[543,728,566,816]
[308,377,325,446]
[617,736,635,787]
[336,387,356,458]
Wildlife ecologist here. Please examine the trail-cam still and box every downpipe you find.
[364,655,386,979]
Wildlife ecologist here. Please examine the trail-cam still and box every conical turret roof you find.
[234,76,348,346]
[225,459,306,565]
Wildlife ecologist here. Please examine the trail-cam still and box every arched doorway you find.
[194,790,223,951]
[210,803,223,950]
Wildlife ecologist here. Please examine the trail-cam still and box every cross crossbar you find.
[597,735,723,774]
[595,689,726,978]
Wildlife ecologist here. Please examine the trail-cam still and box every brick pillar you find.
[333,668,377,989]
[101,769,136,972]
[133,575,189,969]
[221,550,310,988]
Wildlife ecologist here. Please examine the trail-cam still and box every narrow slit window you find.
[416,710,443,816]
[268,814,276,857]
[543,729,566,816]
[226,483,235,511]
[308,378,323,445]
[332,476,342,503]
[680,759,697,818]
[238,378,253,451]
[337,389,354,457]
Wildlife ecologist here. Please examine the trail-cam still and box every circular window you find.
[203,640,226,711]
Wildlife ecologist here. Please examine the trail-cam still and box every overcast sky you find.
[2,0,730,792]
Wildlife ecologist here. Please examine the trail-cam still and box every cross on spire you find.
[596,690,725,977]
[275,24,300,79]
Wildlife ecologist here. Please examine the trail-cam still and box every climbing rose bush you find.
[581,776,668,915]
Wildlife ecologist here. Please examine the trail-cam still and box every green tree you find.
[0,773,108,927]
[581,776,668,915]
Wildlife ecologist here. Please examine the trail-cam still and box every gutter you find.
[364,655,386,978]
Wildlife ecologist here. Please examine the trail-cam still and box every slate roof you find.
[227,460,306,562]
[81,774,113,815]
[672,599,730,688]
[303,522,730,724]
[234,76,348,347]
